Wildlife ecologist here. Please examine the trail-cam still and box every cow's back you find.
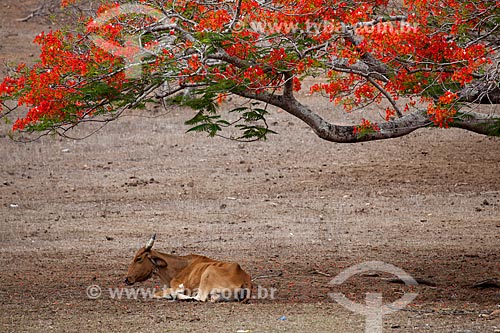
[170,255,217,291]
[171,257,252,301]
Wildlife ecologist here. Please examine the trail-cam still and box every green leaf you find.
[242,108,268,121]
[184,111,208,126]
[186,123,221,137]
[235,125,277,140]
[228,107,249,114]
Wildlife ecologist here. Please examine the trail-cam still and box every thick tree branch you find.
[233,88,500,143]
[450,111,500,136]
[209,51,252,70]
[279,97,432,143]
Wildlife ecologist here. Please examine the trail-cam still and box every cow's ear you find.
[149,255,167,267]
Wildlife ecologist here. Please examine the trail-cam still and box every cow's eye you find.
[136,257,143,262]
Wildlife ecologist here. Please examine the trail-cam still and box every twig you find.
[252,272,283,281]
[17,6,42,22]
[310,269,332,277]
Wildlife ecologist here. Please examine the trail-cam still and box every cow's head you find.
[124,233,167,285]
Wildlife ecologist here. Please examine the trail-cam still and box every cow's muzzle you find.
[124,277,134,285]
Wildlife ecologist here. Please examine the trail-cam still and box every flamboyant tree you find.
[0,0,499,142]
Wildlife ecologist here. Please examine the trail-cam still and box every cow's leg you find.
[176,294,197,301]
[208,292,225,302]
[153,288,175,299]
[193,288,210,302]
[153,284,187,300]
[208,288,240,302]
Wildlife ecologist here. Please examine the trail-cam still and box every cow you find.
[124,234,252,302]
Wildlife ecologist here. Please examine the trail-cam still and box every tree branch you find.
[279,97,432,143]
[232,89,500,143]
[451,111,500,136]
[458,79,500,104]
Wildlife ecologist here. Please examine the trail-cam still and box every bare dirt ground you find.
[1,1,500,332]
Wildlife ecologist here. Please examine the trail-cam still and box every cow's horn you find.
[145,233,156,250]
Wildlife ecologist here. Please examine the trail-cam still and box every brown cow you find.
[124,234,252,302]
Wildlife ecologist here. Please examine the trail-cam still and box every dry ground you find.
[1,1,500,332]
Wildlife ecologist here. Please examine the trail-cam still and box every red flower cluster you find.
[0,0,496,133]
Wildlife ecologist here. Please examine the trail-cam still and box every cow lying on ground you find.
[124,234,252,302]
